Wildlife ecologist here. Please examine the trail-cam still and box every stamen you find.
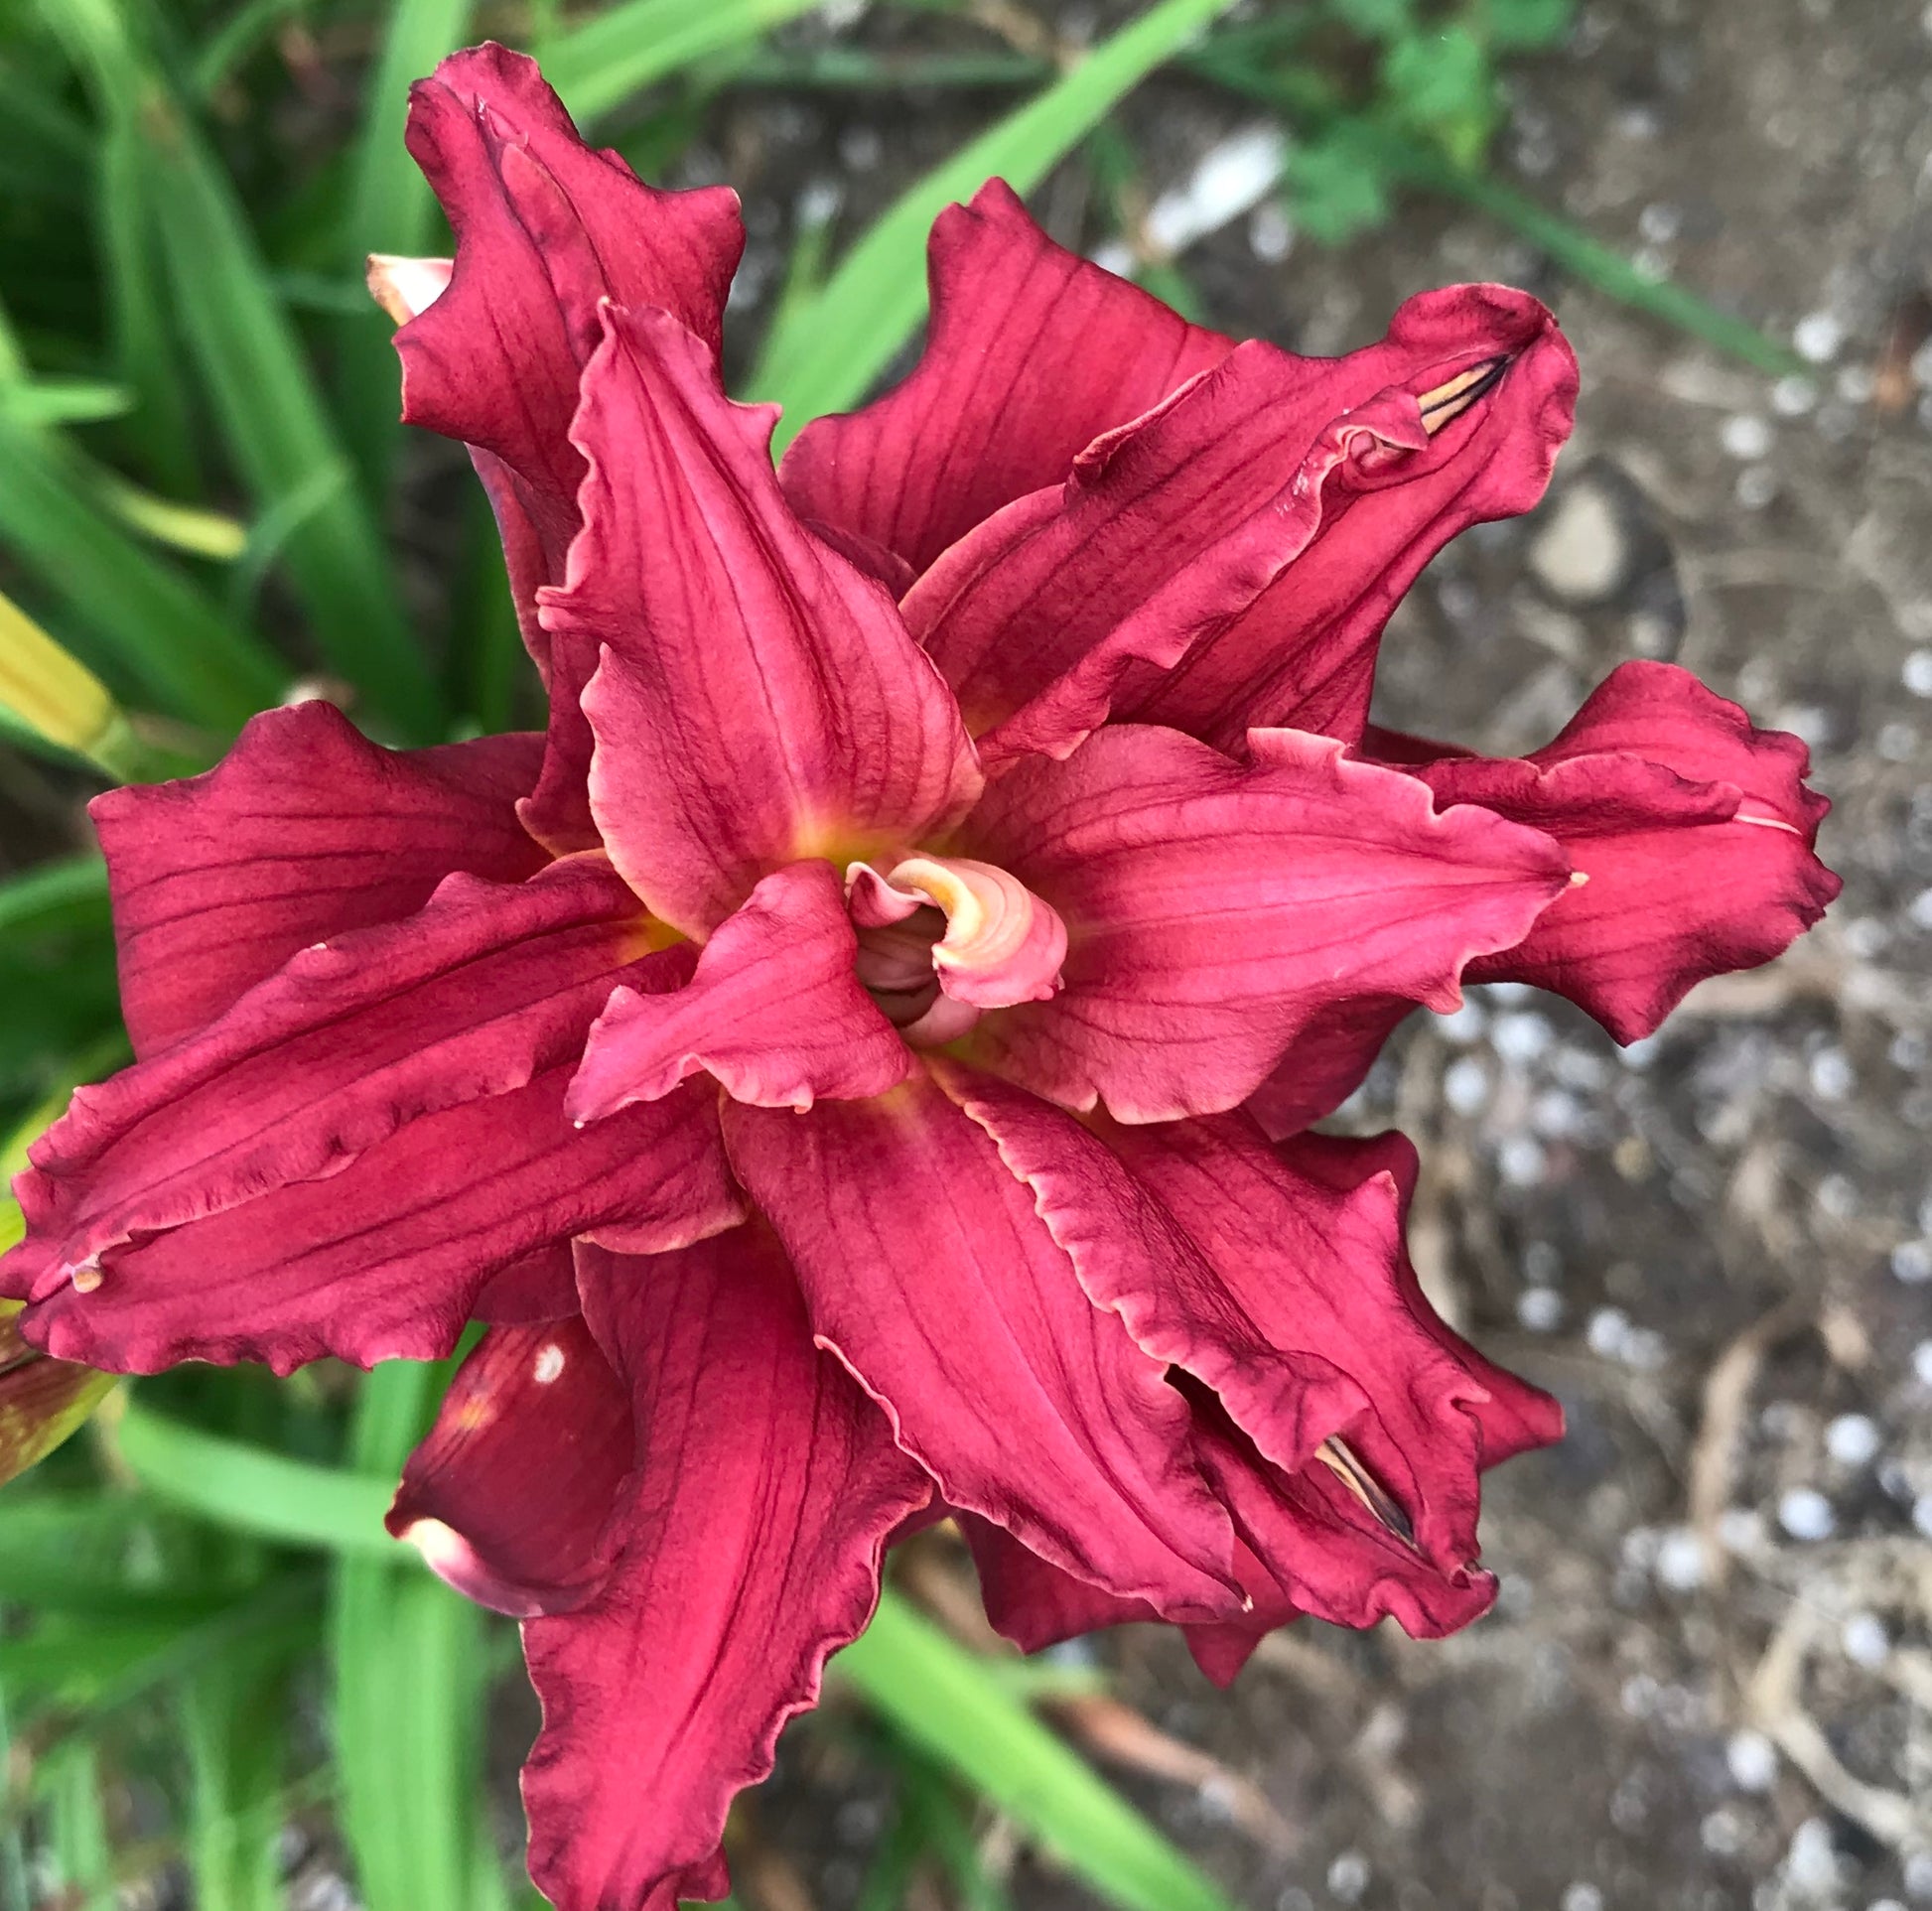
[1314,1435,1417,1547]
[1416,355,1510,435]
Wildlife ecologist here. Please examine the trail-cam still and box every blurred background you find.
[1,1,1929,1907]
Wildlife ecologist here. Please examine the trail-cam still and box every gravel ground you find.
[689,3,1932,1908]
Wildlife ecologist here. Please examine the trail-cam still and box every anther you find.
[1314,1435,1417,1547]
[1417,355,1511,435]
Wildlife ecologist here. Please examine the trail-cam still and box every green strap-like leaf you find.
[749,0,1242,445]
[838,1591,1242,1911]
[543,0,830,126]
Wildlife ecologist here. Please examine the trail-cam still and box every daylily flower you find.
[1,43,1838,1911]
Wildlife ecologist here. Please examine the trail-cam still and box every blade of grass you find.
[544,0,830,125]
[113,1399,400,1555]
[835,1590,1240,1911]
[44,1739,117,1910]
[749,0,1241,443]
[336,0,476,493]
[179,1648,291,1911]
[39,0,444,739]
[0,411,282,727]
[333,1362,492,1911]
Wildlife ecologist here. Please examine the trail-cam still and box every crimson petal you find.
[521,1231,929,1911]
[904,288,1570,762]
[556,303,981,938]
[1394,661,1841,1039]
[779,180,1233,577]
[955,723,1571,1121]
[722,1072,1239,1618]
[388,1316,632,1617]
[10,862,670,1289]
[398,44,744,848]
[12,1067,738,1375]
[93,702,545,1059]
[567,861,910,1119]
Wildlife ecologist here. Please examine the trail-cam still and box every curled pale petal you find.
[567,862,910,1120]
[522,1231,929,1911]
[398,43,744,847]
[1282,1129,1563,1467]
[1127,287,1577,751]
[557,303,981,938]
[779,179,1233,577]
[954,724,1572,1122]
[0,1301,114,1487]
[1393,662,1840,1040]
[10,1067,740,1376]
[10,863,670,1290]
[722,1072,1239,1618]
[365,252,452,325]
[848,854,1065,1012]
[91,701,546,1059]
[388,1316,632,1617]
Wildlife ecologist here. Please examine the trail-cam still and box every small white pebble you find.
[1654,1526,1708,1590]
[532,1342,566,1385]
[1793,311,1845,363]
[1909,887,1932,930]
[1836,364,1875,405]
[1777,1486,1835,1542]
[1562,1886,1604,1911]
[1249,202,1294,263]
[1325,1850,1369,1903]
[1842,1611,1889,1667]
[1770,374,1818,416]
[1721,413,1774,460]
[1825,1413,1879,1466]
[1701,1808,1745,1855]
[1877,721,1919,760]
[1735,465,1778,510]
[1809,1048,1856,1101]
[1444,1055,1490,1114]
[1498,1136,1548,1186]
[1518,1288,1564,1332]
[1904,649,1932,698]
[1913,1494,1932,1542]
[1892,1240,1932,1284]
[1587,1307,1631,1359]
[1909,1849,1932,1898]
[1867,1899,1907,1911]
[1787,1819,1841,1893]
[1912,1339,1932,1386]
[1726,1728,1779,1791]
[1492,1011,1555,1066]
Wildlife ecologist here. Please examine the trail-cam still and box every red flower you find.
[2,45,1837,1911]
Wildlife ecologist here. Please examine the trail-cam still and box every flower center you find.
[848,854,1066,1048]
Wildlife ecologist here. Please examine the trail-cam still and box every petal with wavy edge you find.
[555,303,980,938]
[954,724,1571,1122]
[472,1245,580,1324]
[904,286,1569,761]
[388,1316,632,1617]
[93,702,546,1060]
[1126,287,1577,751]
[568,861,910,1120]
[11,862,668,1290]
[931,1059,1372,1471]
[1280,1129,1564,1467]
[1391,662,1840,1040]
[779,180,1233,577]
[721,1073,1239,1619]
[396,43,744,849]
[11,1065,740,1376]
[521,1231,929,1911]
[1237,996,1416,1139]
